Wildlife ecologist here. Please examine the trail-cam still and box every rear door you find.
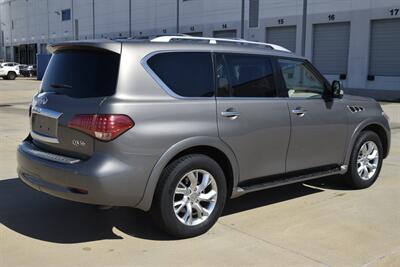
[30,47,121,159]
[277,58,348,172]
[215,53,290,182]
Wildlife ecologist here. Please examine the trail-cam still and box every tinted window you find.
[278,59,325,98]
[41,50,120,98]
[216,53,276,97]
[61,9,71,21]
[147,52,214,97]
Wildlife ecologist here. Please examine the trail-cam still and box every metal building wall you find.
[0,0,399,94]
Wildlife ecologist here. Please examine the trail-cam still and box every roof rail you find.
[150,35,291,53]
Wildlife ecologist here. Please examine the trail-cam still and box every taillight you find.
[68,114,134,141]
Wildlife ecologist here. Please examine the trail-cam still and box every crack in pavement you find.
[361,246,400,267]
[217,221,331,267]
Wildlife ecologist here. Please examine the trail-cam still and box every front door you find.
[215,53,291,182]
[277,58,348,172]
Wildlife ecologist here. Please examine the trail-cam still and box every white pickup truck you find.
[0,62,20,80]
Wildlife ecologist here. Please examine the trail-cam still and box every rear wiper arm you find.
[50,83,72,89]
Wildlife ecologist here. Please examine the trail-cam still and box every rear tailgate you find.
[30,42,121,159]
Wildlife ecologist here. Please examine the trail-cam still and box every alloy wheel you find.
[357,141,379,180]
[173,169,218,226]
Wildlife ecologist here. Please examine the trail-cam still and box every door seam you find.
[284,100,292,173]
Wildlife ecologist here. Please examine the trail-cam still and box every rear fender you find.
[135,136,239,211]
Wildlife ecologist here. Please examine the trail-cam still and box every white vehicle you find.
[0,62,20,80]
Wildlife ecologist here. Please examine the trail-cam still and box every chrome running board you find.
[236,166,345,196]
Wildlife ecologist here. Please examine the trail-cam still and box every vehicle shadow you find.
[305,174,353,191]
[0,176,336,243]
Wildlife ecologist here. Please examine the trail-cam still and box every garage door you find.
[213,30,237,38]
[184,32,203,37]
[369,18,400,76]
[266,26,296,53]
[312,22,350,75]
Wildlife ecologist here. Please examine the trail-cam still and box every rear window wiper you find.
[50,83,72,89]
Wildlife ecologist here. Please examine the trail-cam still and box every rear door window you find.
[216,53,277,97]
[41,50,120,98]
[147,52,214,97]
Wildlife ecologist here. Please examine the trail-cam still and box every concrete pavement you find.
[0,79,399,267]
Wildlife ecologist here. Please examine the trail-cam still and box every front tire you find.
[7,72,16,80]
[345,131,383,189]
[151,154,227,238]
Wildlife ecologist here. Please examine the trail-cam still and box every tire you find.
[151,154,227,238]
[7,72,16,80]
[345,131,383,189]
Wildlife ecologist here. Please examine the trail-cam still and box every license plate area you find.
[32,113,58,137]
[31,107,63,142]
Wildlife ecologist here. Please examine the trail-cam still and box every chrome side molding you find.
[30,131,60,144]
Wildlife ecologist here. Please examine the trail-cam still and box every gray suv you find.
[17,36,391,238]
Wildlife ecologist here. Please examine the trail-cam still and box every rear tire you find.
[345,131,383,189]
[7,72,16,80]
[151,154,227,238]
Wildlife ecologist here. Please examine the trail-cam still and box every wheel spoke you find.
[367,163,376,170]
[199,190,217,202]
[194,203,211,217]
[175,182,187,195]
[367,150,378,160]
[174,199,186,214]
[361,144,368,156]
[201,206,211,216]
[357,165,364,174]
[187,172,198,190]
[193,203,203,216]
[362,166,369,178]
[183,202,193,224]
[366,143,374,154]
[198,173,211,192]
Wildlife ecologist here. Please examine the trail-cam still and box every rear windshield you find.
[41,50,120,98]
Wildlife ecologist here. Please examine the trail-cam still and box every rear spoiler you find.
[48,39,122,54]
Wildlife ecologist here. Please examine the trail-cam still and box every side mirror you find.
[332,80,344,98]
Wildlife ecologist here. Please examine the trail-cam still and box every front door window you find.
[278,59,326,99]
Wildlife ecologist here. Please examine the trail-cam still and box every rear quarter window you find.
[147,52,214,97]
[41,50,120,98]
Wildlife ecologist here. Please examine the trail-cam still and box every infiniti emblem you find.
[37,96,48,105]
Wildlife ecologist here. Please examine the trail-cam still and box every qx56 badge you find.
[72,139,86,147]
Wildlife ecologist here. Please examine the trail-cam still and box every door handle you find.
[291,108,307,117]
[221,111,240,119]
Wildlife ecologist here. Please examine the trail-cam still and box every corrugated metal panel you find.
[369,18,400,76]
[5,47,11,61]
[266,26,296,53]
[249,0,259,28]
[213,30,237,38]
[312,22,350,75]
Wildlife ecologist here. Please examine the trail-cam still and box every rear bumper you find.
[17,140,149,207]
